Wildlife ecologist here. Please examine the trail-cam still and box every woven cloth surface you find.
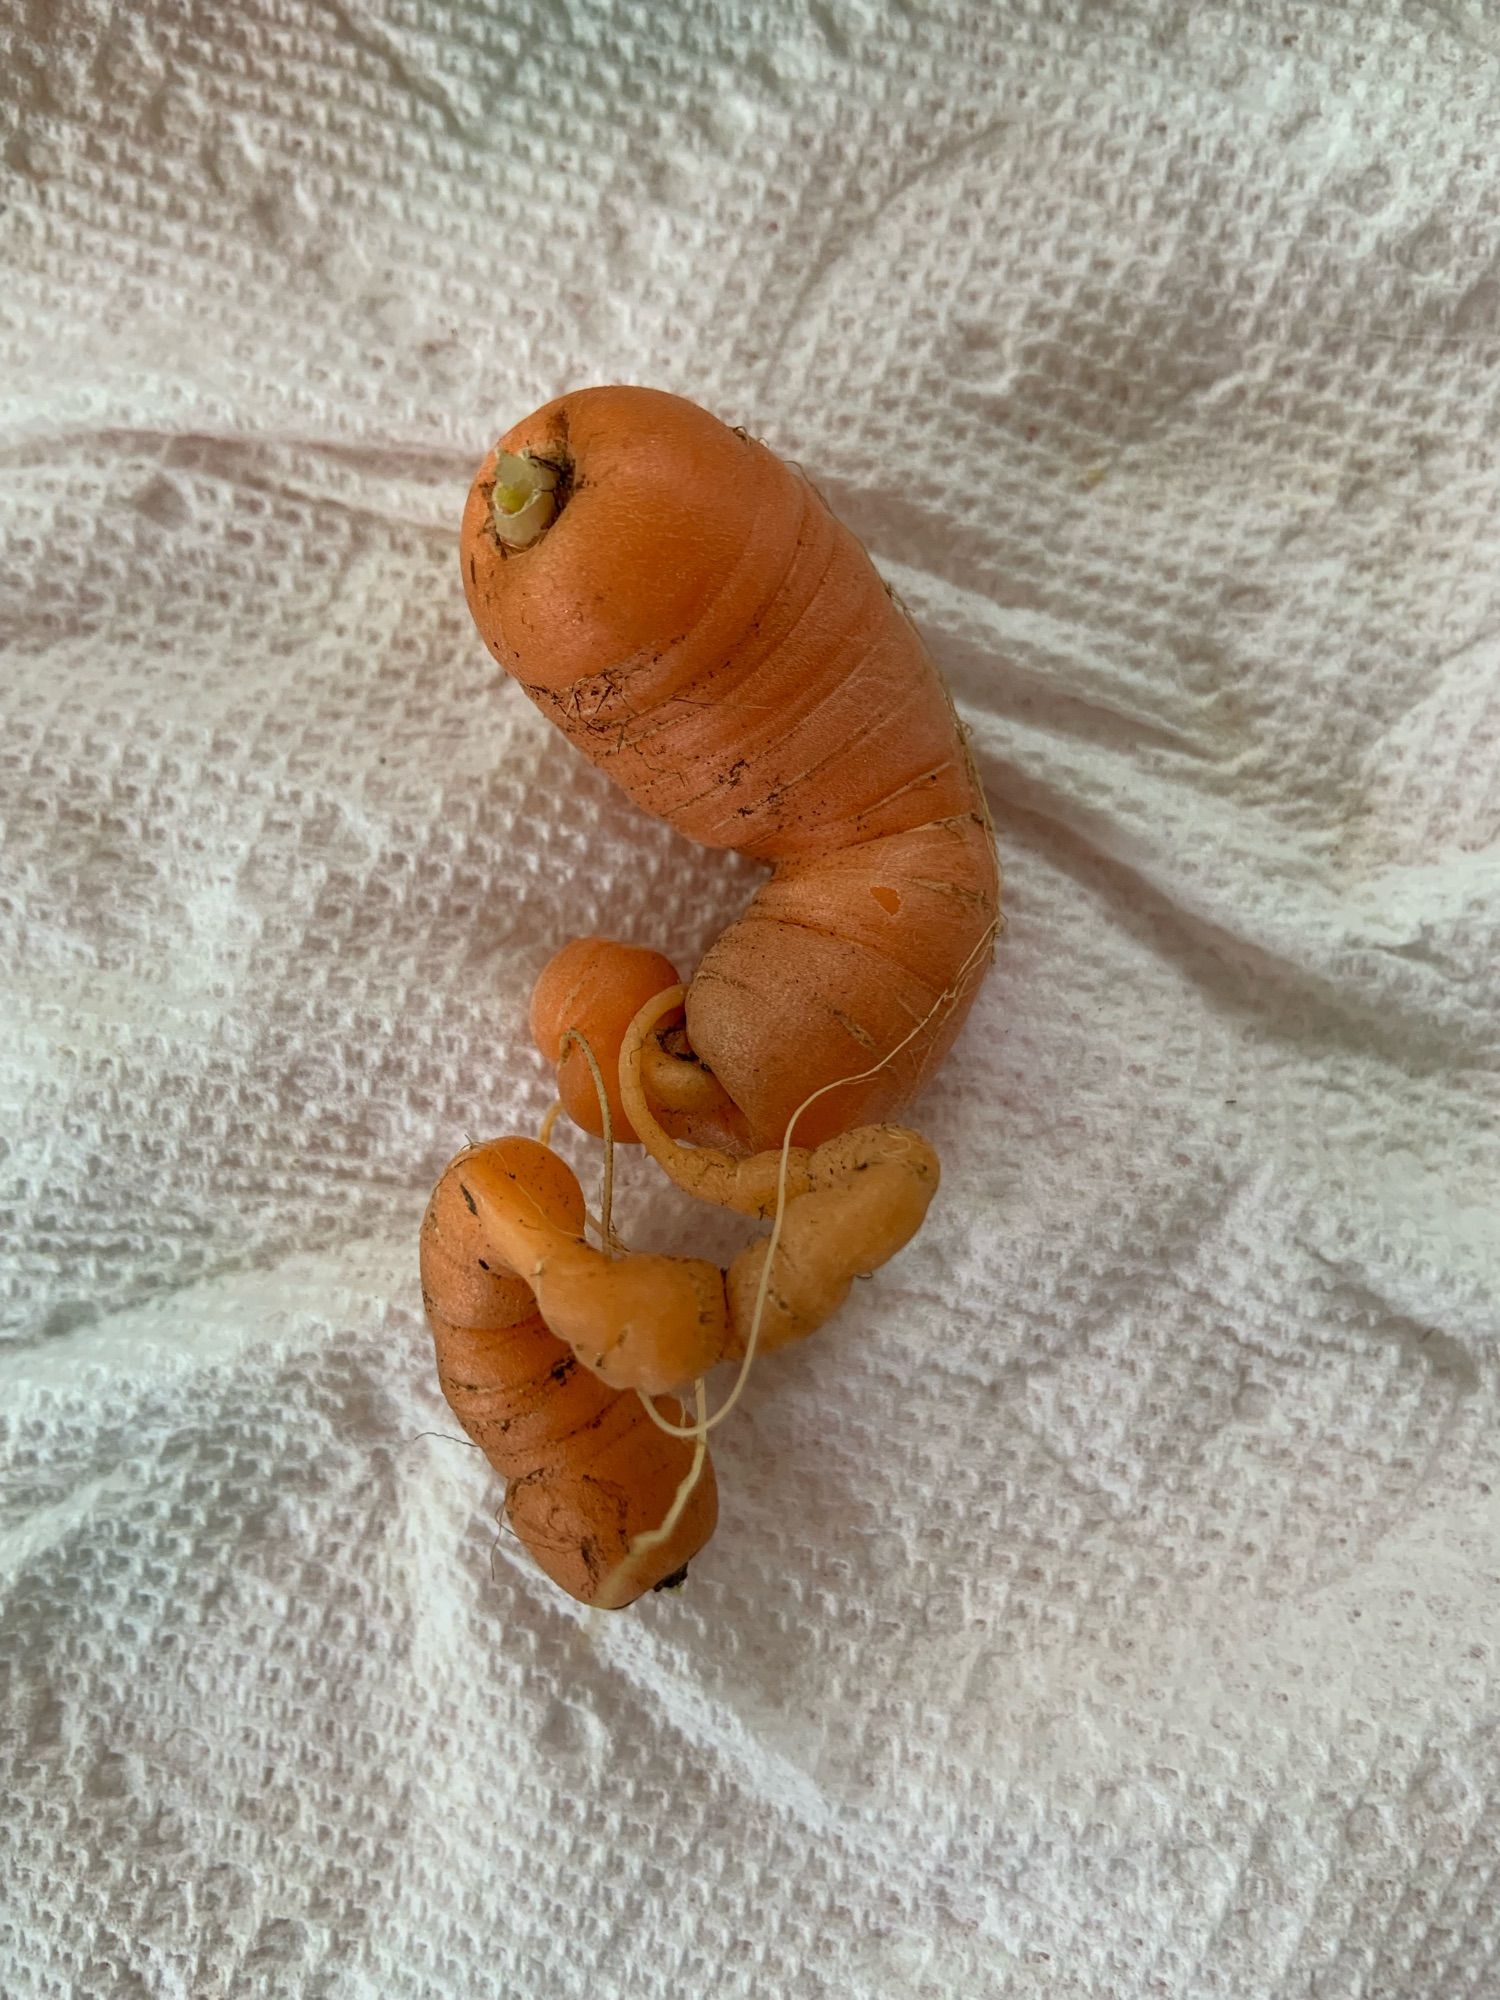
[3,3,1499,1995]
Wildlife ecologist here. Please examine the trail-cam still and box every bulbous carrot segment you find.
[725,1134,940,1355]
[530,937,681,1142]
[419,1138,716,1606]
[530,1243,731,1396]
[462,385,1000,1155]
[687,816,998,1148]
[440,1112,941,1404]
[454,1136,734,1395]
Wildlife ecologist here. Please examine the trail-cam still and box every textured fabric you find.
[4,2,1499,1995]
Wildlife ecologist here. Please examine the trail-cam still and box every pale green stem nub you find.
[490,449,559,549]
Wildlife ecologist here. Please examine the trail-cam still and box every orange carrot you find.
[419,1136,716,1607]
[462,385,999,1152]
[419,1119,938,1603]
[530,935,750,1151]
[423,386,995,1607]
[529,937,682,1143]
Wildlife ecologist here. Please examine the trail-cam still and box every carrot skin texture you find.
[462,386,999,1150]
[419,1138,717,1607]
[529,937,680,1143]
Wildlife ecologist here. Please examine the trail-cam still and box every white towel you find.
[4,2,1498,1994]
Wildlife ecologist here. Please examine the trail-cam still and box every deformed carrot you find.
[421,385,997,1606]
[462,386,1000,1152]
[529,938,681,1144]
[439,1123,938,1401]
[419,1137,716,1607]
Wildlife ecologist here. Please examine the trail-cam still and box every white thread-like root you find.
[593,1377,710,1613]
[563,914,998,1605]
[632,916,999,1442]
[557,1027,618,1253]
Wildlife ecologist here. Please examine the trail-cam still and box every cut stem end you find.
[490,450,560,549]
